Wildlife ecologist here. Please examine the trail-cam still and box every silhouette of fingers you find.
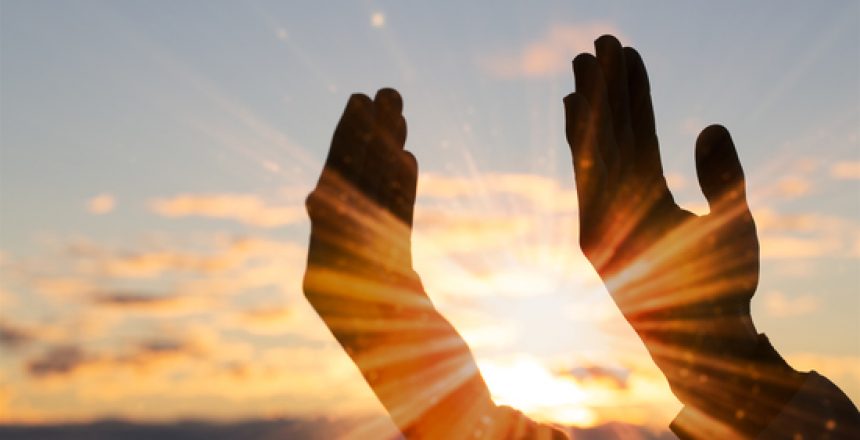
[564,92,606,226]
[573,53,619,180]
[390,150,418,227]
[327,93,373,184]
[363,89,407,207]
[695,125,749,214]
[374,88,407,148]
[372,89,418,227]
[595,35,635,166]
[623,46,673,206]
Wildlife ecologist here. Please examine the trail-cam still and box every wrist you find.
[670,333,806,438]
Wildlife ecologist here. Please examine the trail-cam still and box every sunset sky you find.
[1,0,858,436]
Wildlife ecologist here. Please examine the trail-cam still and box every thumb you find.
[695,124,748,213]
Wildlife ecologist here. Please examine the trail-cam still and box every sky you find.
[1,0,858,435]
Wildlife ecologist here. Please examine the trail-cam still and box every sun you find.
[478,355,597,427]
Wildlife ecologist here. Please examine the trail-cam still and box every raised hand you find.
[304,89,566,439]
[562,36,807,437]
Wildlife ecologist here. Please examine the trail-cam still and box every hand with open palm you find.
[563,35,805,437]
[304,89,566,439]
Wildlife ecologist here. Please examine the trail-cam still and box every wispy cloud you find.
[756,208,859,259]
[150,193,304,227]
[86,193,115,215]
[761,290,820,317]
[479,23,626,79]
[26,337,204,380]
[830,161,860,180]
[0,320,36,349]
[775,176,813,198]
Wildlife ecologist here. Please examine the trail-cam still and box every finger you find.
[363,89,406,205]
[563,92,606,222]
[624,47,673,201]
[573,53,619,179]
[695,125,749,213]
[325,93,373,184]
[391,150,418,227]
[374,88,407,149]
[595,35,634,165]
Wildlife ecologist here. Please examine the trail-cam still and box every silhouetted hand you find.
[304,89,566,439]
[562,36,807,437]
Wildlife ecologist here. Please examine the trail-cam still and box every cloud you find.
[776,176,812,198]
[86,193,115,215]
[35,278,95,298]
[830,161,860,180]
[27,345,91,378]
[26,337,203,379]
[479,23,626,78]
[759,235,840,259]
[150,193,304,227]
[560,364,631,389]
[761,291,820,317]
[91,291,206,316]
[74,236,303,279]
[418,172,578,213]
[412,172,579,255]
[0,321,36,349]
[233,305,295,334]
[755,209,859,259]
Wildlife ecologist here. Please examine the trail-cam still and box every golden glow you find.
[478,356,595,426]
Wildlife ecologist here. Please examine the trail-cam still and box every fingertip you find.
[402,150,418,171]
[695,124,733,163]
[622,46,642,61]
[596,34,621,45]
[695,124,746,209]
[374,88,403,113]
[563,92,589,113]
[563,92,574,104]
[622,47,645,72]
[595,34,622,53]
[562,92,575,108]
[697,124,731,143]
[348,93,373,108]
[573,53,597,71]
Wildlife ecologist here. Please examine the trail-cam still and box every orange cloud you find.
[73,236,303,280]
[759,235,843,259]
[830,161,860,180]
[232,305,296,334]
[86,193,115,215]
[761,290,820,317]
[775,176,812,198]
[479,23,626,78]
[150,193,304,227]
[755,208,859,259]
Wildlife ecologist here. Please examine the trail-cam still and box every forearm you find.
[304,267,566,439]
